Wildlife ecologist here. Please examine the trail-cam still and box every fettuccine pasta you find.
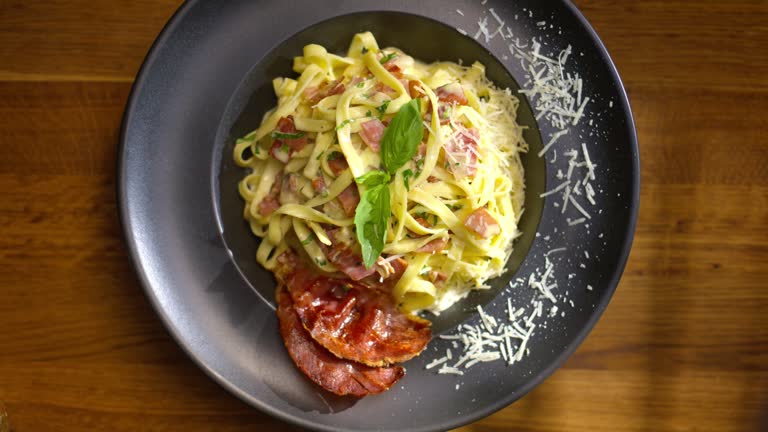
[234,32,527,313]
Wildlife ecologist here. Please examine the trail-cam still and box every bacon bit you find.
[416,237,448,253]
[408,80,426,98]
[427,176,440,183]
[270,140,291,163]
[445,127,480,179]
[464,208,501,239]
[328,155,349,176]
[303,86,320,102]
[374,81,398,97]
[415,217,431,228]
[337,184,360,216]
[276,116,308,151]
[305,79,346,104]
[428,270,448,284]
[311,176,327,194]
[280,174,302,205]
[383,62,403,78]
[436,82,468,105]
[258,176,282,217]
[359,119,386,152]
[417,142,426,159]
[318,230,375,281]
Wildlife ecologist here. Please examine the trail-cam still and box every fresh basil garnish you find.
[354,183,391,269]
[355,171,390,188]
[380,99,423,175]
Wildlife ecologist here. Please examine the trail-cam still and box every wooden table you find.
[1,1,766,431]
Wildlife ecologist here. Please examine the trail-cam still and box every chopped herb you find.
[271,130,306,140]
[321,190,329,198]
[357,81,365,88]
[380,52,398,64]
[362,47,369,54]
[253,146,260,155]
[301,235,313,245]
[376,100,391,119]
[335,119,354,130]
[315,257,327,266]
[280,143,290,153]
[415,158,425,171]
[432,214,438,226]
[327,151,343,161]
[316,150,324,161]
[366,110,372,117]
[402,168,414,191]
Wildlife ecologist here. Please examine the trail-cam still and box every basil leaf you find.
[354,183,391,268]
[271,131,306,140]
[380,99,423,175]
[355,170,390,188]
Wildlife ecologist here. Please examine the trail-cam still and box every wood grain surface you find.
[1,1,766,431]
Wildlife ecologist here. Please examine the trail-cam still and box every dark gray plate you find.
[118,1,639,431]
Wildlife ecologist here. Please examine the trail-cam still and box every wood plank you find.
[0,0,182,82]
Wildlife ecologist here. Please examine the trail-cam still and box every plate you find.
[118,1,639,431]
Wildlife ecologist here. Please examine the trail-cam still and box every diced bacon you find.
[427,176,439,183]
[326,79,346,97]
[270,140,291,163]
[258,198,280,217]
[444,127,480,179]
[279,174,301,205]
[337,184,360,216]
[436,82,468,105]
[417,142,426,159]
[311,176,327,194]
[428,270,448,284]
[303,86,320,102]
[363,257,408,292]
[415,217,431,228]
[315,229,375,281]
[359,119,385,151]
[305,79,346,104]
[276,116,308,151]
[383,62,403,78]
[328,154,349,176]
[374,81,398,97]
[408,80,426,98]
[258,176,282,217]
[464,208,501,239]
[416,237,448,253]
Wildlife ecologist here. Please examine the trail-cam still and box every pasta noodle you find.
[234,33,527,313]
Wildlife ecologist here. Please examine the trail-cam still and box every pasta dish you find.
[233,32,527,396]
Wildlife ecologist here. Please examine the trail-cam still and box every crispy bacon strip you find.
[276,287,404,396]
[276,252,432,367]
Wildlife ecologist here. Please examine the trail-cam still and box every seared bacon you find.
[436,82,468,105]
[408,80,426,99]
[276,252,432,367]
[464,207,501,238]
[359,119,385,152]
[276,286,404,396]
